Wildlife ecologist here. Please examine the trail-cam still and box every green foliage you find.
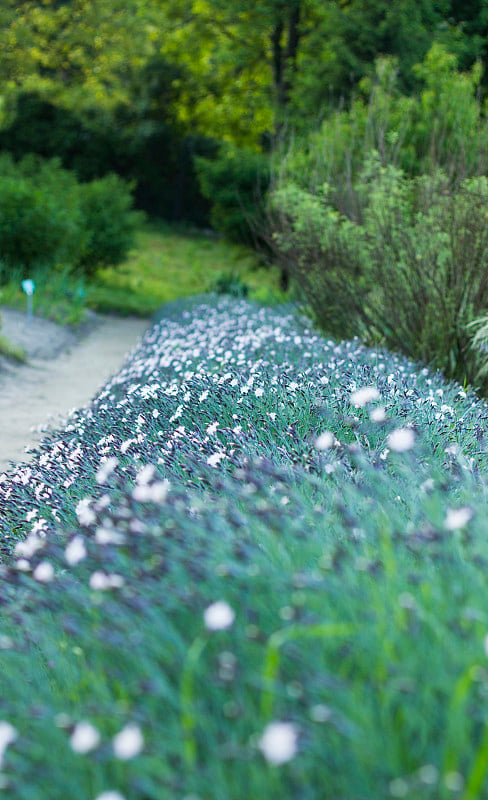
[0,87,216,226]
[277,45,488,212]
[265,45,488,392]
[195,146,270,243]
[77,174,143,275]
[268,181,369,340]
[0,154,140,281]
[0,156,86,281]
[0,333,26,362]
[209,270,249,298]
[269,155,488,392]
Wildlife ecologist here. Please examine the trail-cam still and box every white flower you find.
[207,452,226,468]
[314,431,334,451]
[76,498,96,526]
[65,536,87,566]
[94,793,126,800]
[132,479,170,503]
[33,561,54,583]
[136,464,155,485]
[113,723,144,760]
[95,527,125,546]
[15,534,44,558]
[350,386,380,407]
[0,721,17,765]
[445,506,473,531]
[258,721,298,765]
[369,406,386,422]
[255,387,265,397]
[70,721,100,754]
[204,601,235,631]
[96,457,118,485]
[89,572,124,591]
[206,422,219,435]
[387,428,415,452]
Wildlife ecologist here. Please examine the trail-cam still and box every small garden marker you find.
[21,279,35,322]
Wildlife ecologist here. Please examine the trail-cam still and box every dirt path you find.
[0,310,149,471]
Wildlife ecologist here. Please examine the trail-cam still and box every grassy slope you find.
[1,297,488,798]
[0,222,285,326]
[87,222,284,316]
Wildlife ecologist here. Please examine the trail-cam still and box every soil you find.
[0,308,150,471]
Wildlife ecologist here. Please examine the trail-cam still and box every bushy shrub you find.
[0,155,140,281]
[268,181,369,340]
[77,174,144,275]
[195,146,270,244]
[210,270,249,298]
[268,155,488,391]
[0,174,86,282]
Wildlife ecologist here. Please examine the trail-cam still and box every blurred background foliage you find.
[2,0,488,230]
[2,1,488,388]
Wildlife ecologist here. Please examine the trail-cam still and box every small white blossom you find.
[76,498,96,526]
[204,601,235,631]
[65,536,87,566]
[95,528,125,546]
[387,428,415,452]
[444,506,473,531]
[206,422,219,435]
[0,721,17,766]
[95,793,126,800]
[89,572,124,591]
[207,452,226,468]
[96,457,118,485]
[258,721,298,765]
[70,721,100,754]
[369,406,386,422]
[33,561,54,583]
[350,386,380,407]
[15,534,44,558]
[136,464,155,485]
[314,431,334,451]
[112,723,144,760]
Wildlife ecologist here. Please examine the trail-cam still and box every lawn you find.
[1,296,488,799]
[86,222,285,317]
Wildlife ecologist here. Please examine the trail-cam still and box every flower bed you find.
[0,296,487,799]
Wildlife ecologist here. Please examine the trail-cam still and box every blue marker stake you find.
[21,279,35,322]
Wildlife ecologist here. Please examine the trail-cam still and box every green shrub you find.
[0,155,142,281]
[268,156,488,391]
[209,270,249,298]
[195,146,270,244]
[268,181,370,340]
[77,174,144,275]
[0,173,86,282]
[274,44,488,217]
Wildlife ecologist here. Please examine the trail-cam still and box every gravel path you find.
[0,308,149,471]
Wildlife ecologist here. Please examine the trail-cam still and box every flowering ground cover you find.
[1,295,488,799]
